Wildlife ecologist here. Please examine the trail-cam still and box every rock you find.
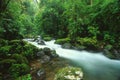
[36,69,46,80]
[113,49,120,59]
[73,46,86,50]
[54,67,83,80]
[34,36,45,45]
[43,48,58,58]
[38,40,45,45]
[62,43,72,49]
[43,47,51,53]
[50,50,59,58]
[36,51,45,57]
[41,55,51,63]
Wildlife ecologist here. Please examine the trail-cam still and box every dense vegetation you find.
[0,0,120,79]
[35,0,120,58]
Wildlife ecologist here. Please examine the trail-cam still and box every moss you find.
[55,38,70,44]
[104,44,113,50]
[76,37,99,50]
[54,67,83,80]
[43,36,52,41]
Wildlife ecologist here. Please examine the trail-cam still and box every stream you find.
[25,39,120,80]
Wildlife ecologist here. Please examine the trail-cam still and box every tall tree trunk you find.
[90,0,93,6]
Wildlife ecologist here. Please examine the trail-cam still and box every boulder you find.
[36,51,45,57]
[62,43,72,49]
[43,47,51,53]
[41,55,51,63]
[50,50,59,58]
[36,69,46,80]
[38,40,45,45]
[43,48,58,58]
[73,46,86,50]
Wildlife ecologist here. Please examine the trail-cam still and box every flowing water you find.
[25,39,120,80]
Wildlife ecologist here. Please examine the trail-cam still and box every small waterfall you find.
[25,39,120,80]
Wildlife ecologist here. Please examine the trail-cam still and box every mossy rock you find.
[55,38,70,44]
[54,67,83,80]
[43,36,52,41]
[104,44,113,51]
[76,37,99,51]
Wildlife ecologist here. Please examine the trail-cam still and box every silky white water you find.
[25,39,120,80]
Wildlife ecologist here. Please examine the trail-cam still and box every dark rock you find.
[34,36,41,42]
[62,43,72,49]
[50,50,59,58]
[41,55,51,63]
[113,49,120,59]
[36,69,46,80]
[103,49,116,59]
[38,40,45,45]
[43,47,51,53]
[36,51,45,57]
[43,48,58,58]
[73,46,86,50]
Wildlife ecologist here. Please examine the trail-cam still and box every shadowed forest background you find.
[0,0,120,80]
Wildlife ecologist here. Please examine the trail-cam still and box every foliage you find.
[0,39,39,79]
[9,63,30,79]
[23,43,39,60]
[0,0,23,40]
[0,46,11,58]
[16,74,32,80]
[11,54,28,64]
[0,59,16,72]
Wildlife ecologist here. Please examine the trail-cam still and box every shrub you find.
[0,39,8,47]
[9,63,30,79]
[55,38,70,44]
[9,40,26,54]
[0,46,11,58]
[105,44,113,50]
[22,43,39,60]
[0,59,16,72]
[16,74,32,80]
[9,40,26,46]
[11,54,28,64]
